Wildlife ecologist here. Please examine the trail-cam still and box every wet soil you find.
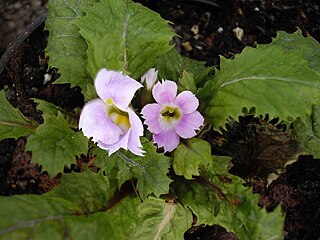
[0,0,320,239]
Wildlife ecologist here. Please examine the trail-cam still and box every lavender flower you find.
[141,80,204,152]
[79,68,144,156]
[140,68,158,91]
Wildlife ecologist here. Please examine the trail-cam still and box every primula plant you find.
[1,0,320,239]
[142,79,204,152]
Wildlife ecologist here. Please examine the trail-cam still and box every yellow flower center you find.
[106,98,130,132]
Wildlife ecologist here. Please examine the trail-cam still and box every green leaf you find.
[272,29,320,73]
[92,146,134,189]
[172,156,285,239]
[76,0,174,80]
[181,56,214,86]
[173,139,212,179]
[66,196,192,240]
[46,169,117,213]
[178,70,197,93]
[0,194,192,240]
[33,99,80,128]
[0,195,81,239]
[45,0,96,99]
[93,138,172,200]
[155,48,213,85]
[132,197,192,239]
[293,105,320,158]
[33,99,60,117]
[65,196,191,240]
[155,48,183,81]
[198,30,320,129]
[25,112,88,177]
[0,90,36,140]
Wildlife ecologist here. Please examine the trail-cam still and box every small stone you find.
[43,73,52,84]
[181,41,193,52]
[233,27,244,41]
[191,24,199,35]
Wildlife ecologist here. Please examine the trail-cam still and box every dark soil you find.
[0,0,320,239]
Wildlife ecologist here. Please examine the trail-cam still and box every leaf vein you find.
[220,76,319,89]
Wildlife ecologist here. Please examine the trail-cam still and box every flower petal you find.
[141,68,158,90]
[153,129,180,152]
[97,109,144,156]
[175,91,199,114]
[127,109,145,156]
[175,111,204,139]
[95,68,143,111]
[98,131,130,156]
[79,99,123,145]
[141,103,162,134]
[152,80,177,105]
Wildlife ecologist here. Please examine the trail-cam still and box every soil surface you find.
[0,0,320,239]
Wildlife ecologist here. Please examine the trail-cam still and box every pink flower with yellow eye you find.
[79,68,144,156]
[141,80,204,152]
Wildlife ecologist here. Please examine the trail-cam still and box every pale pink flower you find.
[141,80,204,152]
[140,68,158,90]
[79,69,144,156]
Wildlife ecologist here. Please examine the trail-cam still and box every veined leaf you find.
[92,146,134,189]
[93,138,172,200]
[198,30,320,129]
[68,197,192,240]
[0,194,192,240]
[33,98,80,128]
[178,70,197,93]
[0,195,81,240]
[172,156,284,240]
[293,105,320,158]
[133,197,192,240]
[76,0,175,81]
[0,91,36,140]
[46,169,117,213]
[173,138,212,179]
[155,47,213,85]
[45,0,97,99]
[25,112,88,177]
[271,29,320,73]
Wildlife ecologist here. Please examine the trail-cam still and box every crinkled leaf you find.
[132,197,192,239]
[93,138,172,200]
[33,99,80,128]
[45,0,96,99]
[271,29,320,73]
[0,194,191,240]
[178,70,197,93]
[0,90,36,140]
[293,105,320,158]
[198,30,320,130]
[172,157,284,240]
[173,138,212,179]
[155,48,213,85]
[0,195,81,239]
[25,112,88,177]
[155,48,183,81]
[76,0,174,80]
[46,169,116,213]
[181,56,214,86]
[92,146,133,189]
[33,99,60,117]
[70,197,192,240]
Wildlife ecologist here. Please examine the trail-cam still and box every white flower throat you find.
[159,105,182,129]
